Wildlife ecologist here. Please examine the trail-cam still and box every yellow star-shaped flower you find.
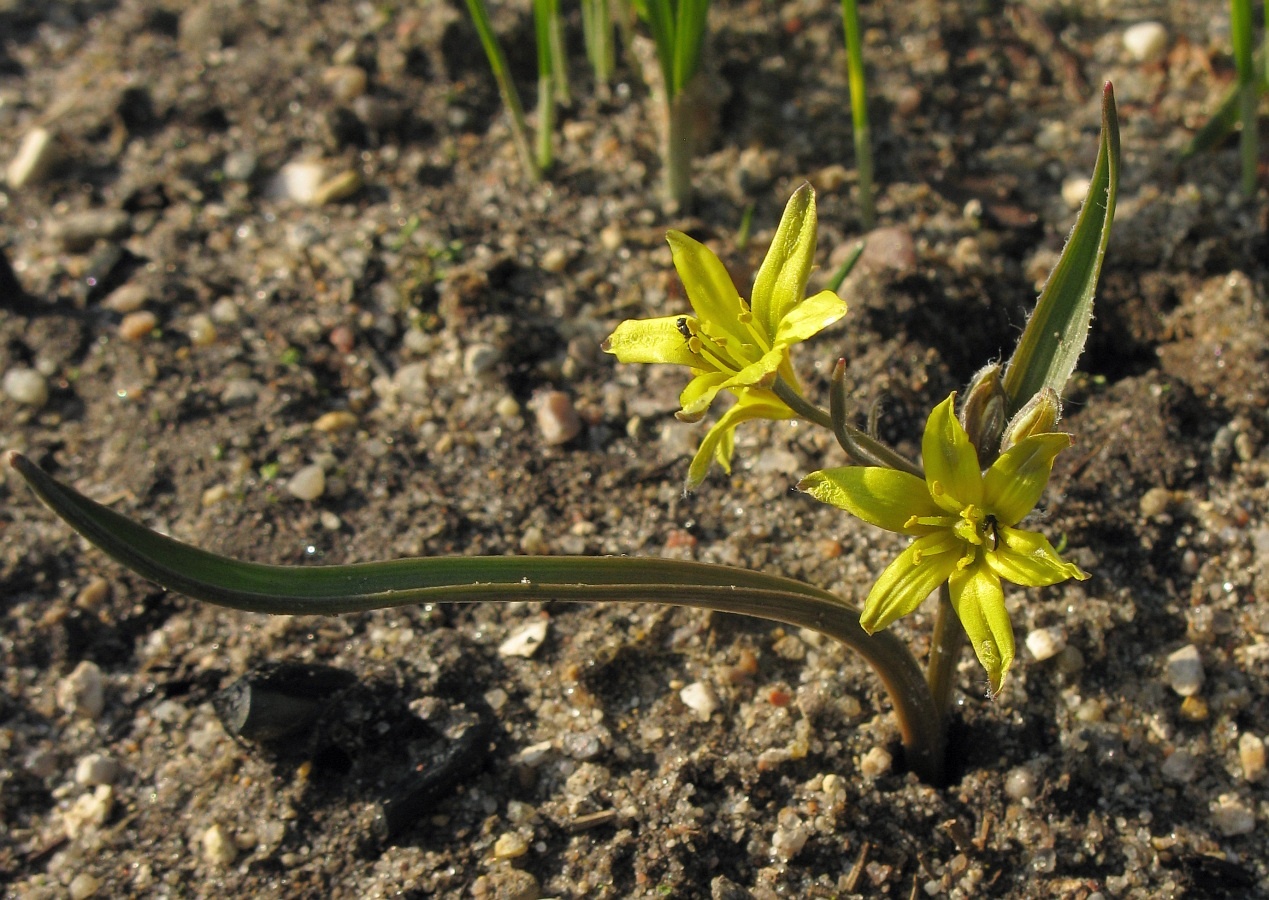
[799,393,1089,694]
[603,184,847,489]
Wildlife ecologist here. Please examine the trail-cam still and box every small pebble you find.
[860,746,892,777]
[119,310,159,341]
[1061,176,1089,210]
[540,246,569,273]
[499,619,548,658]
[311,169,362,205]
[268,160,326,203]
[1165,644,1204,697]
[313,410,358,433]
[202,822,238,865]
[1179,695,1209,722]
[463,343,502,377]
[186,314,217,347]
[322,64,368,101]
[1004,766,1038,801]
[201,484,229,507]
[320,510,342,531]
[63,785,113,837]
[75,753,120,787]
[1239,733,1265,782]
[1025,626,1066,662]
[1139,486,1173,519]
[492,832,528,860]
[1122,22,1168,64]
[68,873,101,900]
[599,224,624,251]
[49,209,131,252]
[1211,794,1255,836]
[1161,749,1198,783]
[678,681,719,721]
[75,577,111,611]
[6,126,61,187]
[102,283,149,314]
[3,367,49,407]
[286,464,326,501]
[532,390,581,445]
[221,150,257,181]
[495,395,521,420]
[57,661,105,719]
[771,811,808,860]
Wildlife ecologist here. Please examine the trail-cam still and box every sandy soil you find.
[2,0,1268,897]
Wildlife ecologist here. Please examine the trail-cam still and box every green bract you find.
[603,183,847,488]
[800,393,1089,694]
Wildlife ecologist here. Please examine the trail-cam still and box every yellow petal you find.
[773,289,848,347]
[678,370,731,421]
[982,432,1072,526]
[751,183,818,340]
[799,466,944,534]
[948,561,1014,696]
[667,231,751,350]
[603,316,705,368]
[986,526,1089,587]
[922,393,983,513]
[685,393,792,490]
[859,533,961,633]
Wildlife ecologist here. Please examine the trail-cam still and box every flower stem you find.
[925,583,965,728]
[774,374,921,477]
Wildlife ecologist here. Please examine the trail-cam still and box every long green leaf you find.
[8,451,945,781]
[1001,83,1120,415]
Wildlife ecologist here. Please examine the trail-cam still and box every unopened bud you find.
[1000,388,1062,452]
[959,364,1006,460]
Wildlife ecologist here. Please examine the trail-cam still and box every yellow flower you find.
[799,393,1089,694]
[603,184,847,489]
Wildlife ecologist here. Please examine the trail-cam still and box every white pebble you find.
[6,126,60,188]
[463,342,501,377]
[1165,644,1205,697]
[1239,733,1265,782]
[1025,626,1066,662]
[540,247,569,273]
[68,873,101,900]
[202,822,238,865]
[771,813,808,860]
[678,681,719,721]
[186,313,217,347]
[1004,766,1038,800]
[63,785,113,838]
[75,753,120,787]
[499,619,549,658]
[1122,22,1168,64]
[860,746,893,777]
[286,463,326,501]
[532,390,581,446]
[267,160,325,204]
[1211,794,1255,836]
[3,367,49,407]
[57,661,105,719]
[1061,176,1090,210]
[1161,749,1198,783]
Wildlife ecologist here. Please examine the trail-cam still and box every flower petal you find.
[986,527,1090,587]
[859,533,961,633]
[667,231,751,350]
[983,432,1072,526]
[751,183,818,340]
[922,393,983,512]
[799,466,944,534]
[773,289,848,347]
[685,393,792,490]
[678,370,731,420]
[603,316,706,368]
[948,561,1014,696]
[718,346,785,392]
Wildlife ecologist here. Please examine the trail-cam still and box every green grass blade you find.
[1181,44,1266,159]
[671,0,709,96]
[8,450,944,782]
[840,0,875,227]
[581,0,615,91]
[642,0,677,97]
[534,0,557,172]
[1231,0,1258,194]
[1002,83,1120,414]
[464,0,540,182]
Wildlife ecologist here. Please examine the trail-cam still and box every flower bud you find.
[959,364,1006,460]
[1000,387,1062,452]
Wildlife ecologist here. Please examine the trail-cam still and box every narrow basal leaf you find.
[1001,83,1120,415]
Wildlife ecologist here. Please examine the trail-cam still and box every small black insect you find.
[676,316,693,340]
[984,514,1001,551]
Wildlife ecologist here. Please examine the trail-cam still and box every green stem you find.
[464,0,538,183]
[840,0,875,227]
[664,88,695,208]
[9,451,945,783]
[925,583,965,728]
[1231,0,1258,195]
[774,375,922,477]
